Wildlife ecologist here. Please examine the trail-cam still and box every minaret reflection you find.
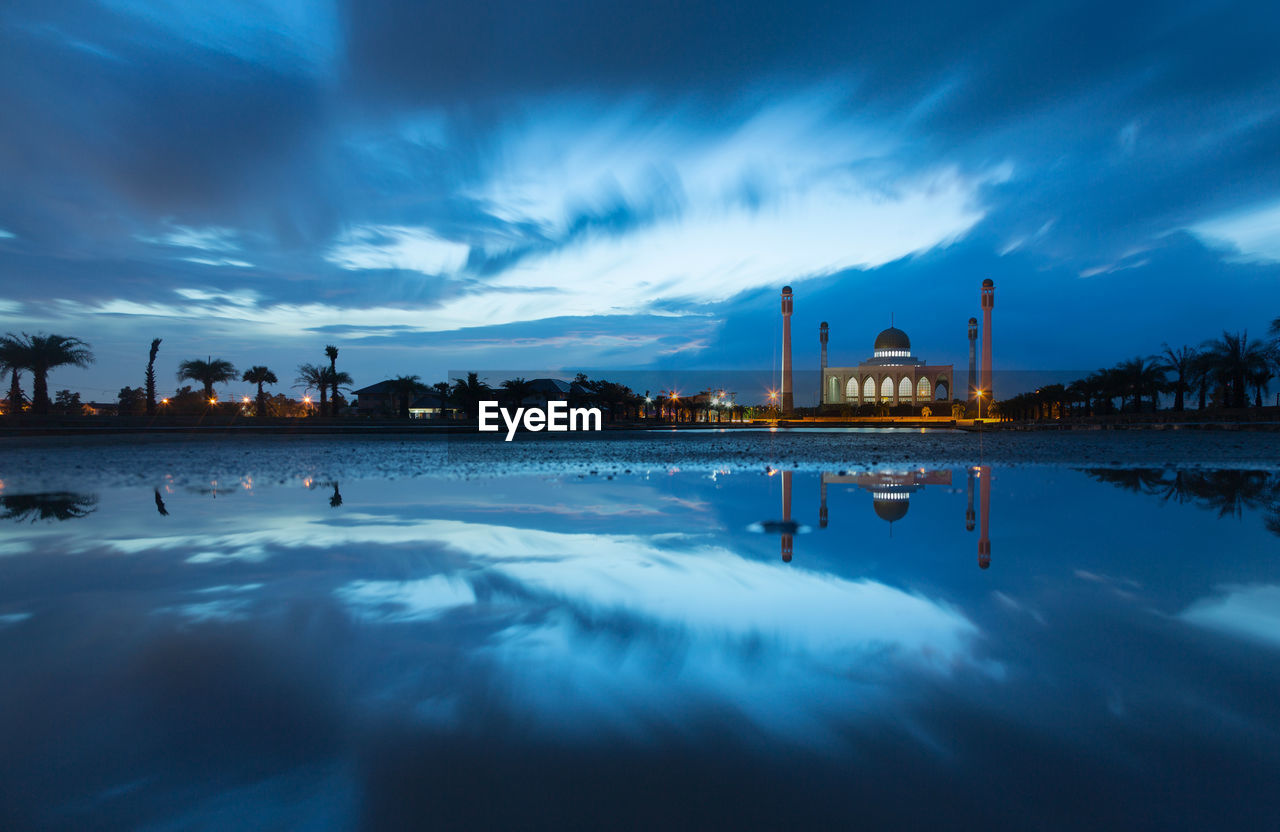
[965,468,975,532]
[758,469,799,562]
[781,470,793,562]
[977,465,991,569]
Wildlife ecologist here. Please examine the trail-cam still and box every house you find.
[352,380,421,415]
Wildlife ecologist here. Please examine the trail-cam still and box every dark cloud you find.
[1,0,1279,394]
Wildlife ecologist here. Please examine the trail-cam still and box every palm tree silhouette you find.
[295,363,328,414]
[499,377,535,408]
[388,375,426,419]
[1157,344,1197,412]
[145,338,162,416]
[0,333,95,415]
[1,492,98,522]
[450,373,493,421]
[324,345,341,416]
[0,339,25,413]
[241,366,279,417]
[177,356,237,402]
[1201,331,1270,408]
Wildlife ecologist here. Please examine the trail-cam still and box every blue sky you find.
[1,0,1279,401]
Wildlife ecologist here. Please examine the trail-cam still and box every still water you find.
[2,454,1280,830]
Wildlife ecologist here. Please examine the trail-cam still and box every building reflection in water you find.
[759,469,799,562]
[768,467,993,569]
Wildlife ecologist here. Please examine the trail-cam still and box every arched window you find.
[917,377,932,399]
[898,377,913,399]
[844,377,858,401]
[863,377,875,400]
[880,377,894,401]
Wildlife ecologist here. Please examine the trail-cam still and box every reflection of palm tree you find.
[1,492,98,522]
[1087,467,1280,522]
[0,332,95,415]
[154,488,169,516]
[177,356,237,401]
[241,366,278,417]
[1085,468,1169,495]
[330,482,343,508]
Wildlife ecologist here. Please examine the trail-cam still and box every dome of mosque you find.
[873,327,911,352]
[873,498,909,523]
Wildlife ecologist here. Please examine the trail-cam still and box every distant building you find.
[352,380,400,414]
[821,326,953,407]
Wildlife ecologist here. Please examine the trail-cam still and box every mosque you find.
[820,324,953,407]
[779,279,994,412]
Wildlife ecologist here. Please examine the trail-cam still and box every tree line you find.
[998,326,1280,420]
[0,332,353,419]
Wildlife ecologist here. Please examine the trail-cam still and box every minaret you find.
[965,467,975,532]
[967,317,979,407]
[981,279,994,405]
[781,469,793,562]
[819,321,829,406]
[977,464,991,569]
[780,286,794,414]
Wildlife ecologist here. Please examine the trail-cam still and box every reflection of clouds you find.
[329,519,980,741]
[337,577,476,623]
[1180,585,1280,648]
[0,612,31,627]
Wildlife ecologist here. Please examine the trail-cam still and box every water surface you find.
[2,438,1279,830]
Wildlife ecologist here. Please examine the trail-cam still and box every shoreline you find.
[2,418,1279,437]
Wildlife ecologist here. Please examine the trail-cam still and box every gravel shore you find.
[2,428,1278,491]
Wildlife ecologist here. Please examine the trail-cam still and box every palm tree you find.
[1202,330,1271,409]
[324,345,341,416]
[1248,357,1275,408]
[1190,351,1214,410]
[295,363,328,414]
[0,338,25,414]
[241,366,278,417]
[1157,344,1197,412]
[388,374,426,419]
[1116,356,1164,413]
[177,356,237,402]
[499,377,535,408]
[451,372,493,420]
[325,368,354,414]
[0,333,95,415]
[145,338,162,416]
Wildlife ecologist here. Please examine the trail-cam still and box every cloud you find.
[1180,584,1280,648]
[326,224,470,275]
[1190,200,1280,264]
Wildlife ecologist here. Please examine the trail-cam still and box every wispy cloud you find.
[1190,200,1280,264]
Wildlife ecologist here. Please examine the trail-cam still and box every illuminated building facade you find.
[820,325,953,407]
